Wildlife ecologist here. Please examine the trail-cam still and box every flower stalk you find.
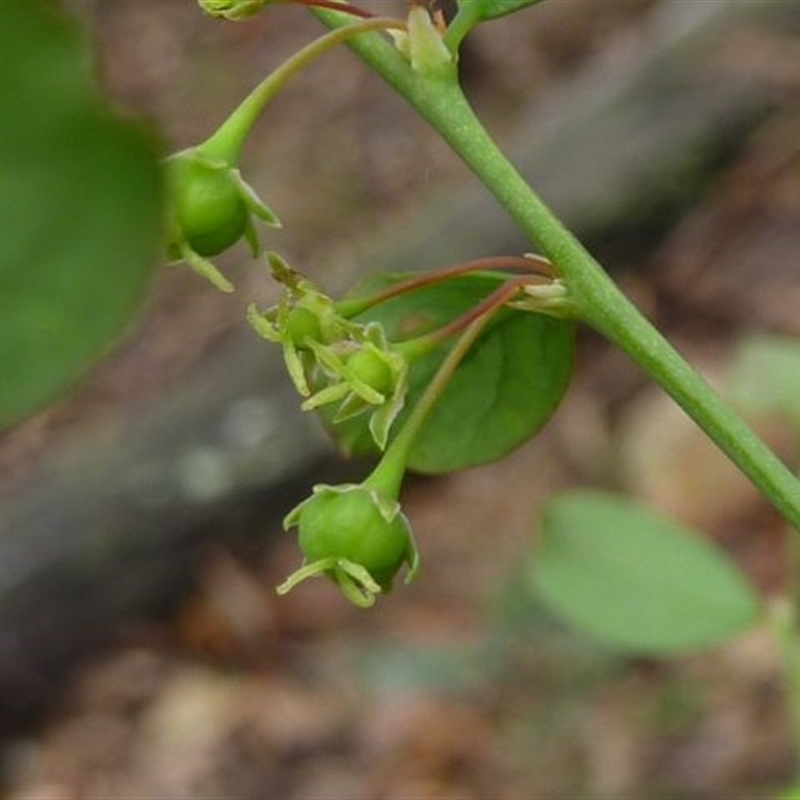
[198,15,407,166]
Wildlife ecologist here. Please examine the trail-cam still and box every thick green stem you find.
[313,7,800,532]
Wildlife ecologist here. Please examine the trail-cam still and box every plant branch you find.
[312,6,800,532]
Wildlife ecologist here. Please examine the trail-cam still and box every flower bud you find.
[304,323,408,449]
[165,148,279,292]
[249,256,408,446]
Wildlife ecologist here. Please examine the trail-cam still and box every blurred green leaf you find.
[0,0,163,429]
[531,491,762,654]
[729,334,800,430]
[329,272,574,473]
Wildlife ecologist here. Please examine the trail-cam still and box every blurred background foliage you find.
[0,0,162,429]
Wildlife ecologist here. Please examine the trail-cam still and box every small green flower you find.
[248,253,353,395]
[249,254,409,447]
[198,0,272,20]
[166,148,280,292]
[392,5,455,80]
[508,277,573,318]
[304,323,408,449]
[277,482,419,607]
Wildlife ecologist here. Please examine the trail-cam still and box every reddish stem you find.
[293,0,374,19]
[398,273,547,359]
[339,254,554,318]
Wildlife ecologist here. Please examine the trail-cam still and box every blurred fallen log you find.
[0,0,793,730]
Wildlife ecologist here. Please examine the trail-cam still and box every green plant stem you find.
[313,7,800,532]
[199,15,406,164]
[365,281,519,499]
[442,3,482,53]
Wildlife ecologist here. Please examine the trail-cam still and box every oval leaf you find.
[531,491,761,654]
[328,272,574,474]
[729,334,800,428]
[0,0,163,429]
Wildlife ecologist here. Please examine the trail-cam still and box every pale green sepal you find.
[179,242,235,293]
[198,0,270,20]
[402,513,421,584]
[275,556,383,609]
[275,556,337,595]
[369,383,406,451]
[407,6,455,80]
[508,279,575,319]
[363,485,402,523]
[283,345,312,397]
[246,302,281,343]
[247,301,310,395]
[307,339,387,406]
[388,29,409,60]
[334,560,383,608]
[243,216,260,257]
[301,380,351,412]
[234,169,281,227]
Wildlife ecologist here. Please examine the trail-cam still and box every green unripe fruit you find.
[347,347,394,396]
[286,306,323,349]
[296,486,412,589]
[168,154,248,257]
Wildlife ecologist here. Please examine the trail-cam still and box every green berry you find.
[296,485,412,589]
[168,153,248,257]
[347,347,394,397]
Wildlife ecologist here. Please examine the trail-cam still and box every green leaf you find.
[0,0,163,429]
[458,0,545,23]
[776,783,800,800]
[728,334,800,429]
[531,492,762,654]
[328,272,574,474]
